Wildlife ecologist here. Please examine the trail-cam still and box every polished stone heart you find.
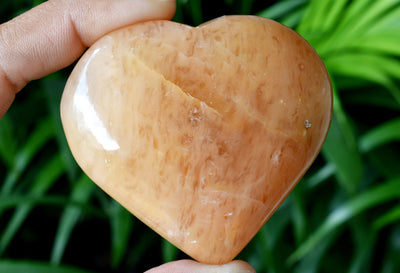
[61,16,332,264]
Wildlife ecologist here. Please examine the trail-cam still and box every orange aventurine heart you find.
[61,16,332,264]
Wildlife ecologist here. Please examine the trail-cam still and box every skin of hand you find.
[145,260,255,273]
[0,0,176,118]
[0,0,256,272]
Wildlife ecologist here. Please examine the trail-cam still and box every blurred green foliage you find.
[1,0,400,272]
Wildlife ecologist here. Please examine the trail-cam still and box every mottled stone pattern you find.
[61,16,332,264]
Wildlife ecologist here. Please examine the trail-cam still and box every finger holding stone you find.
[0,0,176,119]
[144,260,256,273]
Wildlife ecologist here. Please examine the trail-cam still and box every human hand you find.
[0,0,175,118]
[145,260,255,273]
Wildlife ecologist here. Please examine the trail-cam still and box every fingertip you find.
[144,260,256,273]
[150,0,177,20]
[222,260,256,273]
[0,69,17,119]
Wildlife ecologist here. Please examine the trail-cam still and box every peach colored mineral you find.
[61,16,332,264]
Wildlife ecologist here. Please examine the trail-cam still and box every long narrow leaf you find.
[251,204,292,272]
[322,87,363,194]
[188,0,202,26]
[51,175,95,264]
[320,0,349,31]
[290,186,307,244]
[343,88,400,111]
[0,260,94,273]
[367,145,400,179]
[0,155,65,256]
[0,195,103,216]
[293,229,340,273]
[238,0,254,15]
[110,201,134,269]
[352,32,400,56]
[43,75,79,182]
[172,0,184,23]
[0,115,17,168]
[305,162,335,188]
[347,0,400,35]
[326,53,400,104]
[288,177,400,264]
[327,0,372,39]
[359,118,400,153]
[1,117,55,196]
[253,225,281,273]
[380,228,400,273]
[348,232,377,273]
[316,0,396,54]
[297,0,329,33]
[373,204,400,230]
[161,239,180,263]
[368,6,400,33]
[127,232,158,269]
[257,0,308,20]
[280,7,306,29]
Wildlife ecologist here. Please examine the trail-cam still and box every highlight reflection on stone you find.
[61,16,332,264]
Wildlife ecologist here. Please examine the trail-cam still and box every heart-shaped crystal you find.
[61,16,332,264]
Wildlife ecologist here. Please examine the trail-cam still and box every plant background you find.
[1,0,400,272]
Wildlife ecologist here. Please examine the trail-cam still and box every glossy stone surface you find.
[61,16,332,264]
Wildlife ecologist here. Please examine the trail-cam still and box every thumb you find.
[144,260,256,273]
[0,0,176,118]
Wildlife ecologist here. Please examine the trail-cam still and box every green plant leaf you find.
[316,0,400,56]
[319,0,349,31]
[305,162,335,188]
[381,227,400,273]
[257,0,307,20]
[263,200,292,249]
[43,74,79,182]
[280,7,306,29]
[359,118,400,153]
[110,201,134,269]
[322,87,363,195]
[0,154,65,256]
[126,232,158,269]
[373,204,400,230]
[343,88,400,110]
[161,239,179,263]
[290,186,307,244]
[1,117,55,196]
[367,5,400,33]
[0,115,17,168]
[51,174,95,264]
[238,0,255,15]
[188,0,202,26]
[346,0,400,35]
[367,145,400,179]
[0,260,94,273]
[317,0,371,48]
[288,177,400,264]
[348,232,377,273]
[251,204,292,273]
[172,0,184,23]
[0,195,102,216]
[252,225,281,273]
[293,229,340,273]
[297,0,333,33]
[351,32,400,56]
[326,53,400,104]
